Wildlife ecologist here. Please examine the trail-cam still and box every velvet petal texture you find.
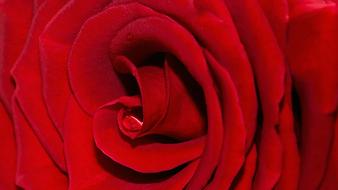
[0,101,16,190]
[12,99,68,190]
[11,0,69,171]
[287,1,338,189]
[39,0,111,129]
[0,0,33,111]
[203,50,246,190]
[0,0,337,189]
[225,0,286,189]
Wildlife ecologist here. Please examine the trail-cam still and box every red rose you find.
[0,0,337,190]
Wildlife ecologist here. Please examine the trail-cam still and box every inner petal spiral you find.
[112,53,206,141]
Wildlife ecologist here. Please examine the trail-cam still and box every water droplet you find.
[122,115,143,132]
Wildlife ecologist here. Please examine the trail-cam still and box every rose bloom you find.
[0,0,337,190]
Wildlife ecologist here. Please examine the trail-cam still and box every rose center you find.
[122,115,143,132]
[118,106,144,138]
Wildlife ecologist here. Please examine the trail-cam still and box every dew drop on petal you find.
[122,115,143,132]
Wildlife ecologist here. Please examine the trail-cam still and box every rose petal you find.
[275,75,300,190]
[320,117,338,190]
[112,56,168,138]
[64,96,200,189]
[69,3,156,114]
[0,0,33,110]
[233,145,257,190]
[287,2,338,188]
[225,0,287,188]
[113,0,257,152]
[12,99,67,190]
[257,0,288,48]
[204,51,246,190]
[0,101,16,190]
[39,0,111,128]
[148,56,206,140]
[11,0,69,171]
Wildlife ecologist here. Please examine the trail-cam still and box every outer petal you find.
[0,101,16,190]
[320,117,338,190]
[0,0,33,110]
[287,1,338,189]
[257,0,289,49]
[11,0,69,170]
[204,50,246,190]
[39,0,111,128]
[225,0,287,188]
[233,145,257,190]
[111,55,206,140]
[12,99,68,190]
[275,75,300,190]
